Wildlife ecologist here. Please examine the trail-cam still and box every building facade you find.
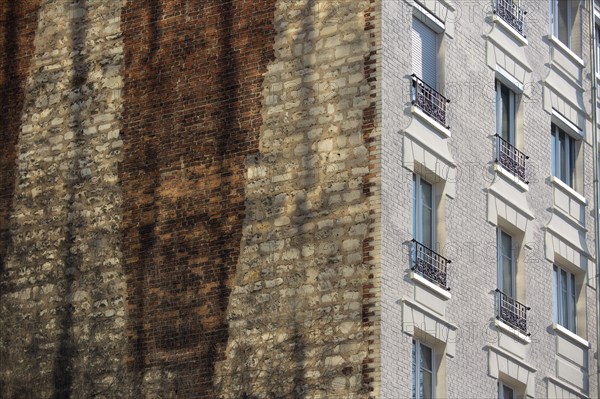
[0,0,598,398]
[382,0,598,397]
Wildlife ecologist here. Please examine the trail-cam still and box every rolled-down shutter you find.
[412,17,437,89]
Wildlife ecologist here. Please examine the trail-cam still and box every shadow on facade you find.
[52,1,90,397]
[120,0,277,396]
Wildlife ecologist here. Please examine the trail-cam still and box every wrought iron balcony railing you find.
[495,134,529,183]
[495,289,530,335]
[411,239,450,290]
[411,74,450,128]
[494,0,526,37]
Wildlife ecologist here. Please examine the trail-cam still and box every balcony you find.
[411,239,450,290]
[495,289,530,335]
[494,0,526,37]
[411,74,450,128]
[495,134,528,184]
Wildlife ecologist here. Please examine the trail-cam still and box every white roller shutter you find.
[412,17,437,89]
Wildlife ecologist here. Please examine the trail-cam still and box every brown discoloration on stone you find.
[120,0,277,397]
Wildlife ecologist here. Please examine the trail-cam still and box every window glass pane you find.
[596,25,600,74]
[420,344,433,371]
[557,0,569,45]
[502,256,513,297]
[413,175,417,240]
[551,128,557,177]
[421,370,433,399]
[553,266,559,323]
[499,231,513,296]
[569,273,576,332]
[501,231,512,260]
[412,340,417,399]
[503,384,514,399]
[420,180,433,248]
[559,130,567,183]
[561,269,568,326]
[569,136,576,188]
[501,85,510,142]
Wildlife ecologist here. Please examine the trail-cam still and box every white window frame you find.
[413,339,435,399]
[553,265,577,333]
[413,174,435,249]
[551,123,577,189]
[497,229,515,298]
[496,80,516,145]
[498,382,516,399]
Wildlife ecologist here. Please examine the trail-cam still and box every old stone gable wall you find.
[0,1,380,398]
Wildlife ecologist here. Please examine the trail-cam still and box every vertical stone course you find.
[214,1,378,397]
[0,1,130,397]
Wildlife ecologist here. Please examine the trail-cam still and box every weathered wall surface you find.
[0,0,130,397]
[0,0,380,398]
[119,0,277,397]
[214,0,380,397]
[0,0,40,314]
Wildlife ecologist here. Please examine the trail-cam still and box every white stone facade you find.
[381,0,598,398]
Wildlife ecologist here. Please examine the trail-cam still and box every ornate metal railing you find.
[495,289,530,335]
[411,74,449,128]
[496,134,528,183]
[411,239,450,290]
[494,0,526,37]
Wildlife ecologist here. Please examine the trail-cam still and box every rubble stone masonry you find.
[0,1,380,398]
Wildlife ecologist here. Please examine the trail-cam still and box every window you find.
[551,124,577,188]
[413,174,434,249]
[551,0,582,54]
[553,265,577,332]
[496,81,516,145]
[596,23,600,75]
[498,382,515,399]
[412,17,438,89]
[497,229,515,298]
[413,340,434,399]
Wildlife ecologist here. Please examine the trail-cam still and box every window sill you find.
[494,319,531,343]
[548,35,585,68]
[494,164,529,192]
[410,271,452,300]
[411,105,451,138]
[553,323,590,348]
[550,176,587,205]
[492,15,528,46]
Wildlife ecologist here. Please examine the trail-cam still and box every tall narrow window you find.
[551,124,577,188]
[413,174,434,249]
[413,340,434,399]
[496,81,516,145]
[596,23,600,76]
[553,265,577,333]
[497,229,514,298]
[412,17,438,89]
[551,0,582,54]
[498,382,515,399]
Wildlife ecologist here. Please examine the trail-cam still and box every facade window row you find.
[407,1,592,397]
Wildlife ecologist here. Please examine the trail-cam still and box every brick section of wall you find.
[0,1,131,397]
[119,1,277,397]
[0,1,39,308]
[360,0,382,397]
